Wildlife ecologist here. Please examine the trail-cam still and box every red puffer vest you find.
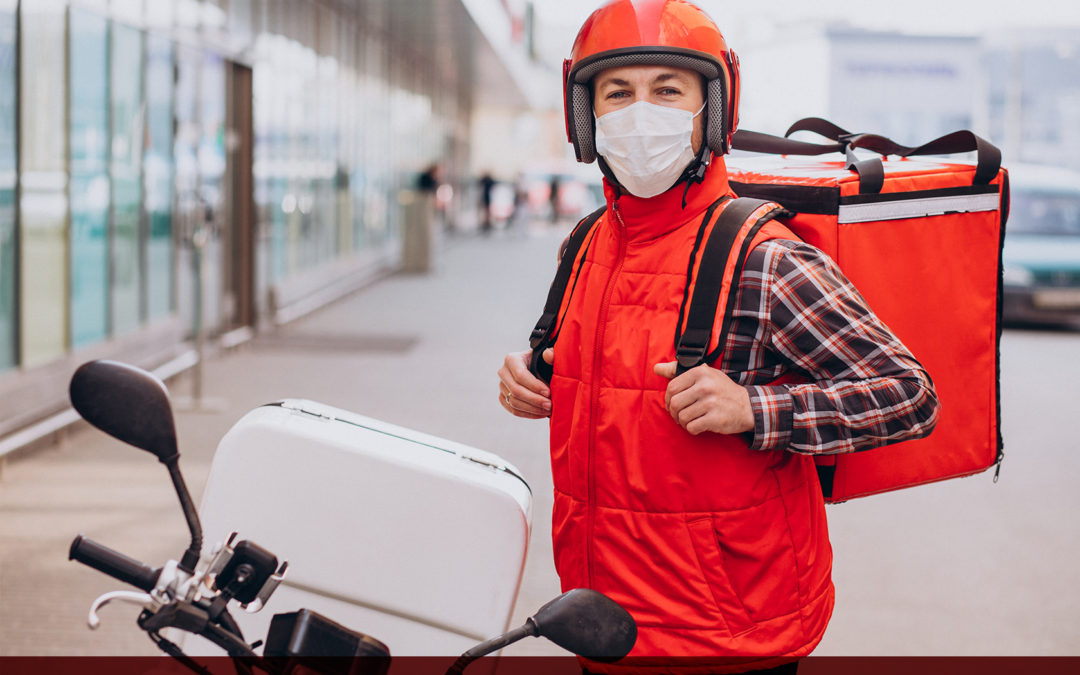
[548,158,834,673]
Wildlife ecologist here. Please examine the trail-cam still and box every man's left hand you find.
[654,362,755,436]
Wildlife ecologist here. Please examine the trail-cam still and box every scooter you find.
[66,360,637,674]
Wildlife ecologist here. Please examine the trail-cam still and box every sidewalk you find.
[0,223,571,656]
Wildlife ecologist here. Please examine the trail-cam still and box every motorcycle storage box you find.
[194,399,533,655]
[726,152,1008,502]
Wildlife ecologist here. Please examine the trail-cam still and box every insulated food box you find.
[727,153,1007,501]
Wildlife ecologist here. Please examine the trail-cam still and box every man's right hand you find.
[498,349,554,419]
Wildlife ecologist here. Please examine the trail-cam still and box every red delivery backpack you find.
[529,118,1009,504]
[722,118,1009,502]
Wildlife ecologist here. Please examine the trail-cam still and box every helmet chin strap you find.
[679,145,712,209]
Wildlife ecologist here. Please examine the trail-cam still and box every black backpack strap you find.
[528,206,606,384]
[730,128,844,156]
[732,127,883,194]
[786,118,1002,188]
[675,198,789,375]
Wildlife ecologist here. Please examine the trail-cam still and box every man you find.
[497,1,940,672]
[479,172,496,233]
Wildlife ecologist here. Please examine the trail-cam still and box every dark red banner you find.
[1,657,1078,675]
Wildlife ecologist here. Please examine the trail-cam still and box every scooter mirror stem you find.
[166,461,203,573]
[444,621,537,675]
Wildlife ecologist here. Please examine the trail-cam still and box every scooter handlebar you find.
[70,534,161,593]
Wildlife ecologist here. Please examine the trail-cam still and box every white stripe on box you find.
[837,192,1000,224]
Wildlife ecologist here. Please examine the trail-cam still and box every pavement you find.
[1,220,1078,656]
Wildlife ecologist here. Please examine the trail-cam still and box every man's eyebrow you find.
[596,76,631,88]
[596,72,690,89]
[654,72,690,84]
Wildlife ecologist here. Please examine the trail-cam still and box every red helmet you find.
[564,0,741,163]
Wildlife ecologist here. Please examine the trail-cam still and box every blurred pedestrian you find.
[509,172,529,232]
[417,163,440,193]
[416,162,442,233]
[549,174,561,223]
[497,1,940,673]
[478,172,496,234]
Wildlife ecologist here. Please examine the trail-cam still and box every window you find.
[0,1,15,370]
[145,33,175,320]
[109,22,144,336]
[1010,189,1080,236]
[69,8,109,348]
[19,0,67,367]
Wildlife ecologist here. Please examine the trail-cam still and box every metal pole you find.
[174,204,225,414]
[173,213,225,413]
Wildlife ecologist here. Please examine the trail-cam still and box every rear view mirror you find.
[447,588,637,673]
[529,588,637,662]
[69,360,179,463]
[70,359,203,572]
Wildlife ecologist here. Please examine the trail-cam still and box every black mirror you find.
[529,588,637,662]
[70,360,203,573]
[69,360,179,463]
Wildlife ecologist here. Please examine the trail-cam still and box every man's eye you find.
[658,88,680,96]
[607,91,629,99]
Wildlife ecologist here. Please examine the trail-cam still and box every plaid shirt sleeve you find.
[743,241,941,454]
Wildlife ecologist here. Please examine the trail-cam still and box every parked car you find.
[1001,163,1080,327]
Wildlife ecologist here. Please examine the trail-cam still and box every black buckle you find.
[529,313,556,349]
[837,132,858,148]
[675,332,708,370]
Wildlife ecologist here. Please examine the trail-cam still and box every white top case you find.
[194,399,533,656]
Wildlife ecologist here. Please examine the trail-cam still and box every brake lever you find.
[88,557,197,631]
[88,590,154,629]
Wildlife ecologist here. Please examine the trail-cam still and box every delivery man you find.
[497,2,940,672]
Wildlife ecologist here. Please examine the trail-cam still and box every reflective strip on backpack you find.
[837,191,1000,224]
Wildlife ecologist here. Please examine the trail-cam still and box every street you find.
[1,225,1078,656]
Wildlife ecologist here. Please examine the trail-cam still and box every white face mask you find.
[594,100,704,199]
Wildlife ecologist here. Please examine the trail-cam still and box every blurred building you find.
[738,24,1080,173]
[739,26,982,145]
[984,28,1080,173]
[0,0,538,444]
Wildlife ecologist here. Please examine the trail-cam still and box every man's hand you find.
[498,349,554,419]
[653,362,754,435]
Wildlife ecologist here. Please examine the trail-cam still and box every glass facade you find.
[19,0,67,369]
[144,32,174,321]
[109,21,144,336]
[0,1,16,370]
[173,42,199,334]
[199,51,226,331]
[0,0,479,377]
[69,8,109,348]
